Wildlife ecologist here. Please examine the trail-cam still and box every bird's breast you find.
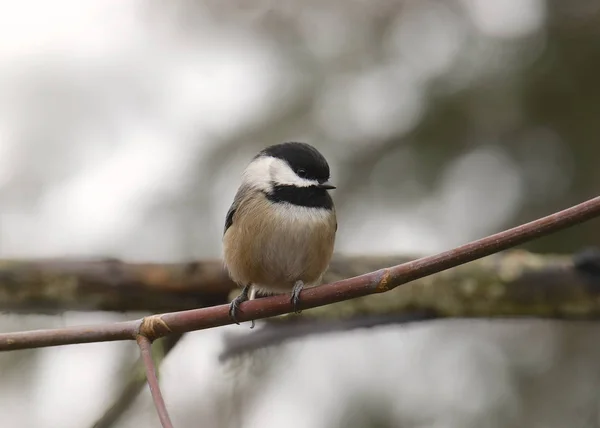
[223,196,336,291]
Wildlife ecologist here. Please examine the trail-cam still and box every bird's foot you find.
[229,284,255,329]
[291,280,304,314]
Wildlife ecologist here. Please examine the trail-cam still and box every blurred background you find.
[1,0,600,427]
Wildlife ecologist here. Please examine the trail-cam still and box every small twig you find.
[0,195,598,352]
[92,334,183,428]
[137,335,174,428]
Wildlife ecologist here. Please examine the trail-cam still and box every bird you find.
[222,142,337,327]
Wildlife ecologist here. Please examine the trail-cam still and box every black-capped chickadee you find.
[223,142,337,326]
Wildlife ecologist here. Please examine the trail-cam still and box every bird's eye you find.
[297,168,307,178]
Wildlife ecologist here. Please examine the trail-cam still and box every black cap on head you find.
[259,142,331,182]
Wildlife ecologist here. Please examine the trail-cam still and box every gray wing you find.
[224,203,236,235]
[224,185,249,235]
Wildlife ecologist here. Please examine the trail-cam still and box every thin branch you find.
[0,321,139,349]
[92,334,183,428]
[157,194,600,331]
[137,335,174,428]
[218,248,600,359]
[0,195,598,352]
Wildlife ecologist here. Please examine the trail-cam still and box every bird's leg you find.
[291,280,304,314]
[229,284,255,328]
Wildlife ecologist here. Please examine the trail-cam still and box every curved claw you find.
[291,280,304,314]
[228,284,255,329]
[228,299,243,325]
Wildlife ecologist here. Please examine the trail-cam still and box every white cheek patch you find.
[242,156,274,191]
[242,156,317,190]
[269,158,317,187]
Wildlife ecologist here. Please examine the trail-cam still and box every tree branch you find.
[137,335,174,428]
[219,248,600,360]
[92,334,183,428]
[0,254,424,315]
[0,258,234,313]
[0,195,597,352]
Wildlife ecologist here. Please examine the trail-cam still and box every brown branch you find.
[218,248,599,360]
[137,335,174,428]
[0,254,419,315]
[92,334,183,428]
[0,195,598,352]
[0,258,234,313]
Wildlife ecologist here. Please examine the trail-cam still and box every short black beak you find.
[317,181,336,190]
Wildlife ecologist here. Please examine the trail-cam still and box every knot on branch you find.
[139,315,172,341]
[375,268,392,292]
